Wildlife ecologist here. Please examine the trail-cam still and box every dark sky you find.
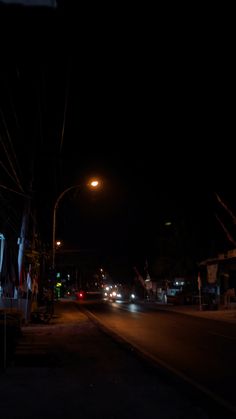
[0,3,234,278]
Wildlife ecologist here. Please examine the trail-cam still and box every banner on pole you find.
[197,272,201,290]
[207,263,218,284]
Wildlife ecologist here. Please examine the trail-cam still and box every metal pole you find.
[51,181,99,298]
[51,186,80,312]
[199,286,202,311]
[4,311,6,369]
[52,203,57,271]
[52,185,82,287]
[198,272,202,311]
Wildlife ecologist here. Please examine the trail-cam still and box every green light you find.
[56,272,60,278]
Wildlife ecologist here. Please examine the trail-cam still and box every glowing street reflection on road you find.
[129,303,139,313]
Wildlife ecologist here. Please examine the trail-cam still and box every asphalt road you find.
[82,299,236,415]
[0,299,220,419]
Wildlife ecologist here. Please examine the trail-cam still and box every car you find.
[109,290,123,302]
[75,290,86,300]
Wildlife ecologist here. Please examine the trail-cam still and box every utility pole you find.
[18,166,33,297]
[18,205,29,288]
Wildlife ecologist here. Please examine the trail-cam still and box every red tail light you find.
[76,291,86,300]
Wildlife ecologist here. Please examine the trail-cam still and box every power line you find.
[215,193,236,225]
[59,65,70,153]
[0,184,29,198]
[38,76,44,147]
[0,214,18,234]
[215,213,236,247]
[0,115,24,192]
[0,159,20,188]
[0,192,21,233]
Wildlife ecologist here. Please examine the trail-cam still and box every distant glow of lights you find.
[165,221,172,226]
[56,241,61,246]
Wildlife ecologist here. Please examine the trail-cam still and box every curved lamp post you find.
[52,179,100,271]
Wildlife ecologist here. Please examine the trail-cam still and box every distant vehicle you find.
[75,290,103,301]
[64,290,73,298]
[75,291,86,300]
[108,290,137,303]
[109,290,123,302]
[166,278,194,305]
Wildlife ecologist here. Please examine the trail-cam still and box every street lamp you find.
[52,179,100,271]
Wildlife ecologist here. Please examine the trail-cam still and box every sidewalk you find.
[154,302,236,324]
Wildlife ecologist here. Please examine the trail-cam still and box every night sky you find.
[0,3,234,280]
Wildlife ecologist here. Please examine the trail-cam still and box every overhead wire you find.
[38,72,44,147]
[0,66,25,194]
[215,193,236,225]
[0,67,25,237]
[215,213,236,247]
[0,192,21,233]
[6,67,21,131]
[0,109,25,192]
[0,209,19,234]
[59,63,70,154]
[0,184,29,198]
[0,215,18,234]
[0,158,21,188]
[3,68,23,179]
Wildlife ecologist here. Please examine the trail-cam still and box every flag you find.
[26,264,32,291]
[197,272,201,290]
[133,266,146,288]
